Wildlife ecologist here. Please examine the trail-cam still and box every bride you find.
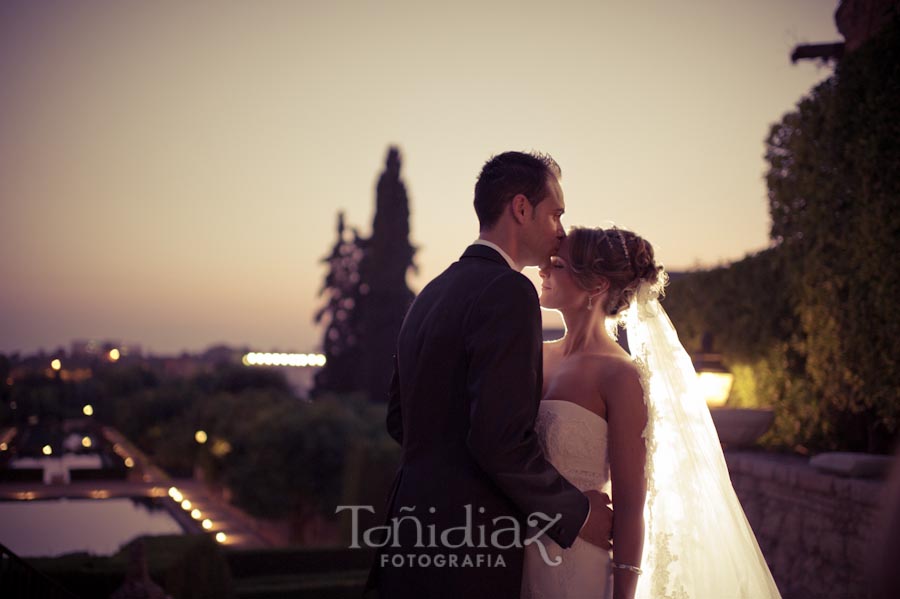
[521,226,781,599]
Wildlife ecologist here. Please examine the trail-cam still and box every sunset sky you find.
[1,0,840,355]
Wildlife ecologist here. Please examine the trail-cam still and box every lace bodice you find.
[534,400,609,492]
[522,400,612,599]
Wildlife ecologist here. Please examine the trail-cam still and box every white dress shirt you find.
[472,239,520,271]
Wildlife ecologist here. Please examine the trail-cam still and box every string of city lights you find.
[241,352,326,367]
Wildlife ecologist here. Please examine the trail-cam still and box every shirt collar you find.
[472,239,520,271]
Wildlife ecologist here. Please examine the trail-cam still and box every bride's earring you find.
[587,295,593,310]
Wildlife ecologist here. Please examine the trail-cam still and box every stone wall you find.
[726,452,886,599]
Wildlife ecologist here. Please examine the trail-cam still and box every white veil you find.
[624,282,782,599]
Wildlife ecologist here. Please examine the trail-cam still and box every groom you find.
[365,151,613,598]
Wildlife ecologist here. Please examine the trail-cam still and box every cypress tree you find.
[313,147,416,401]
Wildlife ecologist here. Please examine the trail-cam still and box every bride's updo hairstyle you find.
[566,226,666,316]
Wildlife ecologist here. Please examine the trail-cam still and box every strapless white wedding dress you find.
[521,400,612,599]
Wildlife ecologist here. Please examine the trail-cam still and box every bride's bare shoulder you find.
[582,353,645,404]
[578,350,638,377]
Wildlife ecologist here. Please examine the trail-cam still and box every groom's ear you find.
[510,194,531,224]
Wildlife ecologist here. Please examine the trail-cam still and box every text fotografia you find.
[335,504,564,567]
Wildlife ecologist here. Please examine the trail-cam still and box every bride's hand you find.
[579,490,613,549]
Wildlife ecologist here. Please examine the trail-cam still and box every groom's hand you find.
[579,490,613,549]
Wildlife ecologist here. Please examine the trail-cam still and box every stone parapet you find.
[725,451,886,599]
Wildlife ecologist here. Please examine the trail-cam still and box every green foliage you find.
[192,363,292,395]
[3,355,400,533]
[226,546,375,598]
[667,16,900,453]
[766,15,900,451]
[94,363,159,398]
[103,367,397,523]
[664,250,796,363]
[28,535,234,599]
[145,381,397,524]
[219,394,394,522]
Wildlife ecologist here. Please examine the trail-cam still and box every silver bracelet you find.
[611,561,643,575]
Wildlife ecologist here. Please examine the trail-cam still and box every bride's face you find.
[538,237,587,311]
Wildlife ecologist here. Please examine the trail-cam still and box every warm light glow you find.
[169,487,184,503]
[697,372,735,408]
[202,519,213,530]
[81,436,92,448]
[191,509,202,520]
[50,359,61,371]
[181,499,192,510]
[108,348,120,361]
[195,430,208,444]
[215,532,227,543]
[0,443,7,451]
[124,457,135,468]
[210,439,232,458]
[42,445,52,456]
[90,490,111,499]
[83,404,94,416]
[242,352,327,368]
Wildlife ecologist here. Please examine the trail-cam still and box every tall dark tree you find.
[313,147,416,400]
[313,212,367,394]
[358,147,416,402]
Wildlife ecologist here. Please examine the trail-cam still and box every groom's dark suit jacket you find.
[367,244,589,599]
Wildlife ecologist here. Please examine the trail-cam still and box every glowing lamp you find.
[697,372,735,408]
[692,353,734,408]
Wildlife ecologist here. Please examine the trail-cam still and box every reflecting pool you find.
[0,496,185,557]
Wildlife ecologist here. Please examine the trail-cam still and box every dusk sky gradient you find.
[0,1,840,355]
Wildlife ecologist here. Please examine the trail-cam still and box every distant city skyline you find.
[1,1,841,354]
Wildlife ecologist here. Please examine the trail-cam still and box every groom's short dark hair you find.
[474,151,561,231]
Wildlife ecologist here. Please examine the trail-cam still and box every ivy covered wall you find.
[662,15,900,453]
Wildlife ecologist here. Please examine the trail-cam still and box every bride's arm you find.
[604,362,648,599]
